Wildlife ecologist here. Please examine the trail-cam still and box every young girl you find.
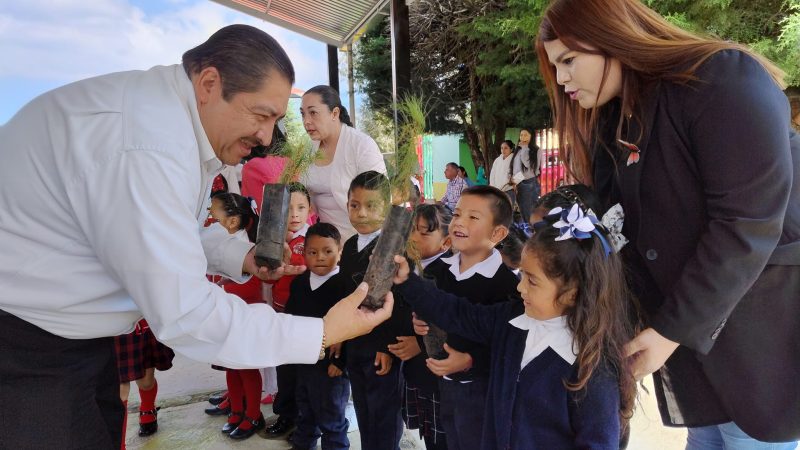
[388,204,452,450]
[208,192,266,440]
[395,190,637,449]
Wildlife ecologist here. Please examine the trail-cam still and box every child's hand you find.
[387,336,422,361]
[392,255,410,284]
[327,364,343,378]
[426,344,472,376]
[412,313,429,336]
[329,342,342,359]
[374,351,393,376]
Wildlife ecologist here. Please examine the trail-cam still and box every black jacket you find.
[594,49,800,441]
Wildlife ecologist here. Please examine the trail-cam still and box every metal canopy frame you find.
[211,0,389,48]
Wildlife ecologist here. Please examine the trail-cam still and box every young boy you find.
[284,222,350,450]
[419,185,520,450]
[339,170,404,450]
[264,182,312,439]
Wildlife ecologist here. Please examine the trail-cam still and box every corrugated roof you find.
[211,0,388,47]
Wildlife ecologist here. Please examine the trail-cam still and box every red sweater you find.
[269,234,305,312]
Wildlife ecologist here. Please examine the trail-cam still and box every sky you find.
[0,0,355,125]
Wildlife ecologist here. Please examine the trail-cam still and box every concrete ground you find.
[124,354,687,449]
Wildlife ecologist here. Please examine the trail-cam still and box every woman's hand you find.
[426,344,472,376]
[327,364,343,378]
[322,282,395,347]
[392,255,410,284]
[387,336,422,361]
[625,328,680,380]
[374,352,393,376]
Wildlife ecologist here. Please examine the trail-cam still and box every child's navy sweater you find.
[397,272,622,450]
[421,256,519,382]
[339,234,404,359]
[285,271,348,370]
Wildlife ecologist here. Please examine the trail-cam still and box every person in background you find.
[490,140,516,207]
[458,166,475,187]
[509,128,542,225]
[440,162,468,212]
[300,85,386,242]
[537,0,800,446]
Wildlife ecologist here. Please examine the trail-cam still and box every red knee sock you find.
[236,369,263,430]
[138,379,158,425]
[226,370,245,424]
[120,400,128,450]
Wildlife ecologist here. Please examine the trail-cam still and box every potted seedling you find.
[254,118,318,269]
[360,96,426,310]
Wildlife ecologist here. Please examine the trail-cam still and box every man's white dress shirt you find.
[0,64,322,368]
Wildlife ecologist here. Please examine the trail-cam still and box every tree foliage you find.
[354,0,800,169]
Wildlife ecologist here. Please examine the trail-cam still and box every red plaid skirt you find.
[114,319,175,383]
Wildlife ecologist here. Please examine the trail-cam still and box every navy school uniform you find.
[422,250,520,450]
[285,269,350,450]
[397,272,622,450]
[399,254,451,449]
[339,232,405,450]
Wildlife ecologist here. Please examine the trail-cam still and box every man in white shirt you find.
[0,25,392,449]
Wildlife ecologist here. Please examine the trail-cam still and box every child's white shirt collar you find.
[309,266,340,291]
[356,229,382,252]
[415,251,447,275]
[441,248,503,281]
[232,227,249,242]
[508,314,578,367]
[292,223,309,239]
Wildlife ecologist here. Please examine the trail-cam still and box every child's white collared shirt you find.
[356,229,382,252]
[441,248,503,281]
[309,266,340,291]
[508,315,578,369]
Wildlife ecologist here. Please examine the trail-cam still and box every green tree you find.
[646,0,800,85]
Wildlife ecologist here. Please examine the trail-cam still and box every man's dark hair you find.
[446,162,459,170]
[461,185,513,228]
[182,24,295,101]
[347,171,390,201]
[306,222,341,246]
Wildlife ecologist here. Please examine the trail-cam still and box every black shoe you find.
[221,411,243,434]
[264,416,295,440]
[137,408,160,437]
[204,404,230,416]
[208,392,228,406]
[229,414,265,440]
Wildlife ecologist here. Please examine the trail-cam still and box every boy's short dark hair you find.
[460,185,513,228]
[288,182,311,204]
[446,162,459,170]
[306,222,341,246]
[348,171,390,201]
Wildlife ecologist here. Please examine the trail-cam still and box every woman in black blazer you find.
[535,0,800,447]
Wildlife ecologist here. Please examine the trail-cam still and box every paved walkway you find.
[124,354,686,449]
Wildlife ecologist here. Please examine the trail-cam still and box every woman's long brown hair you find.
[534,0,786,186]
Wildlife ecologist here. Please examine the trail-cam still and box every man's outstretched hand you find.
[323,282,395,347]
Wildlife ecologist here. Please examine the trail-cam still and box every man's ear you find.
[193,67,222,105]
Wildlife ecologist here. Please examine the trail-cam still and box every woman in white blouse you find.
[300,86,386,240]
[489,139,516,203]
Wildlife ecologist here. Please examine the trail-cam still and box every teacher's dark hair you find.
[183,24,295,101]
[304,85,352,127]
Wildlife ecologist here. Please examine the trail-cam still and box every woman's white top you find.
[302,124,386,241]
[489,153,514,191]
